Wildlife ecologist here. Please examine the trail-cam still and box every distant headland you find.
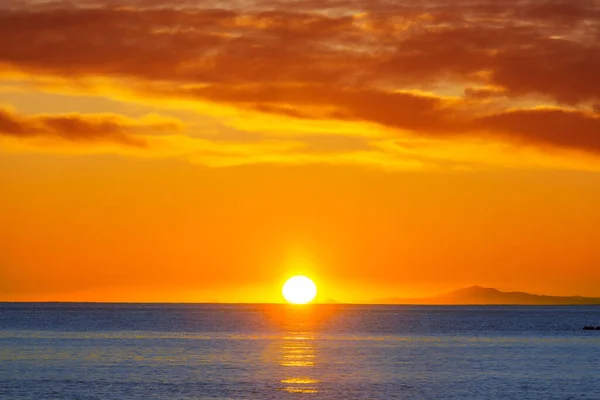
[377,286,600,305]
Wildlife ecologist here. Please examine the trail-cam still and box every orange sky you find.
[1,0,600,303]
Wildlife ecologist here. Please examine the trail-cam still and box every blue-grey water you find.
[1,304,599,399]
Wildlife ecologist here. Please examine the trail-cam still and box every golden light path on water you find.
[278,309,320,394]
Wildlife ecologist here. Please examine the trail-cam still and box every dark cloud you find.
[477,108,600,154]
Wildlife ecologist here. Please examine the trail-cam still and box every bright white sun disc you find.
[282,276,317,304]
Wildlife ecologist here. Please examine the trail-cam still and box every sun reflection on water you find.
[277,309,321,394]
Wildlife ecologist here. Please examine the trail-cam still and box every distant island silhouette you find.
[378,286,600,305]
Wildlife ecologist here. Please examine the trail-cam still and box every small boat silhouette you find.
[582,325,600,330]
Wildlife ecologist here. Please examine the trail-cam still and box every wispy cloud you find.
[0,106,181,146]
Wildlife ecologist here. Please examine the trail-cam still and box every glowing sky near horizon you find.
[1,0,600,303]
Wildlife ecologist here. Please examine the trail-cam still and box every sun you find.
[282,276,317,304]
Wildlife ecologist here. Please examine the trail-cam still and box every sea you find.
[0,303,599,400]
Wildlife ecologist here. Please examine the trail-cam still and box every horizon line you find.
[1,301,599,306]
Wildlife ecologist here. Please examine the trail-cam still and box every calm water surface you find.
[0,304,599,399]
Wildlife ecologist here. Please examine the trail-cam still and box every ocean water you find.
[0,304,599,399]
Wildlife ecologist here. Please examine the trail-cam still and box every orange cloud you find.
[147,83,600,156]
[1,1,597,100]
[1,0,599,161]
[0,106,181,146]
